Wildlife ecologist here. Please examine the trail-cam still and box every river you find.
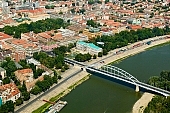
[60,44,170,113]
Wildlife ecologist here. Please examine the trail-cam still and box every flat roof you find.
[77,41,102,50]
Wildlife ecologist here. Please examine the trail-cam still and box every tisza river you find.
[60,44,170,113]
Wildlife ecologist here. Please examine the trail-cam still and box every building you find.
[0,32,13,42]
[0,83,20,104]
[6,39,41,56]
[15,68,34,83]
[0,67,6,79]
[14,68,34,91]
[76,41,102,55]
[12,51,26,62]
[27,58,41,69]
[0,49,12,61]
[83,29,102,40]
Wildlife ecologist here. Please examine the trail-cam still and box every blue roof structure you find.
[0,97,2,106]
[77,41,102,51]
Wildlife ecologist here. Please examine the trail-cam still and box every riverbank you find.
[86,35,170,113]
[32,74,90,113]
[132,93,154,113]
[89,35,170,66]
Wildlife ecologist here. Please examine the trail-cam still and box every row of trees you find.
[1,57,20,85]
[75,53,92,62]
[148,70,170,91]
[0,100,14,113]
[90,26,170,53]
[30,74,58,95]
[33,51,68,70]
[0,18,69,38]
[144,70,170,112]
[144,95,170,113]
[32,45,75,72]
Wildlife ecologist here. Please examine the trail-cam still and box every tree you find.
[19,59,29,68]
[5,57,11,62]
[61,66,65,72]
[4,26,14,35]
[87,20,97,27]
[15,97,23,106]
[144,96,170,113]
[14,30,21,38]
[5,100,14,112]
[64,64,69,70]
[22,81,27,92]
[79,8,86,14]
[22,91,30,101]
[44,75,53,86]
[56,62,63,69]
[103,49,108,55]
[2,77,10,84]
[59,11,63,15]
[70,9,75,14]
[52,76,58,84]
[58,75,62,79]
[30,86,42,95]
[93,54,97,59]
[34,68,44,79]
[98,52,103,57]
[72,3,75,6]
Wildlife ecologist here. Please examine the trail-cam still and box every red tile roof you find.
[17,68,33,74]
[0,32,13,40]
[38,32,51,39]
[0,83,20,99]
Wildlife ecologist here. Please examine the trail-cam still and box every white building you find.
[0,67,6,79]
[76,41,102,55]
[58,28,75,37]
[0,83,21,104]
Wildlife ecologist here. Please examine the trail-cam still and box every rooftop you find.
[78,41,102,50]
[0,67,5,72]
[0,83,20,100]
[0,32,13,41]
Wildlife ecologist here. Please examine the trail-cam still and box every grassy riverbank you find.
[109,55,131,65]
[32,74,90,113]
[145,41,170,50]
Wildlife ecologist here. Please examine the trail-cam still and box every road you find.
[15,69,82,113]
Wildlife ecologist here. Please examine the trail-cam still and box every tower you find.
[102,0,105,9]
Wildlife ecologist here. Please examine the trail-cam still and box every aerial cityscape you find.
[0,0,170,113]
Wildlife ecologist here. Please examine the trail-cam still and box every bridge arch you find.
[100,65,139,85]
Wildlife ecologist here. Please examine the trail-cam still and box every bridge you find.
[65,58,170,97]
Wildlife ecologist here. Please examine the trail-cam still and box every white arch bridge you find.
[86,65,170,97]
[64,58,170,97]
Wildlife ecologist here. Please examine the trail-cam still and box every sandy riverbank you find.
[132,93,154,113]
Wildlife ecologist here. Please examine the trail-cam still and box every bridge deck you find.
[65,58,170,97]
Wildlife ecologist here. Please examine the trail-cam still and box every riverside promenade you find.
[16,35,170,113]
[15,66,88,113]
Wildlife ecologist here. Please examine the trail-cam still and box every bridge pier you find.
[135,85,139,92]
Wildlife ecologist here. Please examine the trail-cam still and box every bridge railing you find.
[100,65,139,84]
[137,81,170,95]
